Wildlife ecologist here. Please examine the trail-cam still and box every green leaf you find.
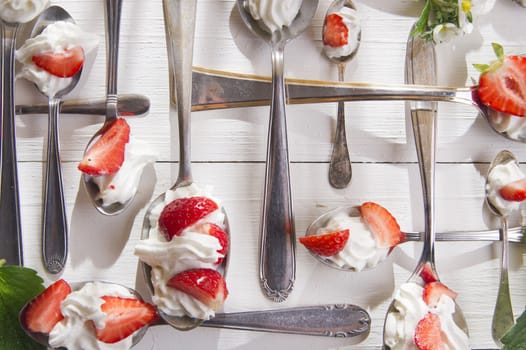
[412,0,432,39]
[492,42,505,60]
[472,63,490,73]
[0,263,46,350]
[502,309,526,349]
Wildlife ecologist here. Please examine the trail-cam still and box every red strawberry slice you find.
[323,13,349,47]
[475,44,526,117]
[95,296,157,344]
[78,118,130,175]
[499,178,526,202]
[158,196,219,241]
[167,268,228,311]
[299,229,350,257]
[360,202,404,248]
[21,279,72,334]
[32,46,85,78]
[414,312,444,350]
[423,281,458,308]
[195,223,229,264]
[419,262,438,284]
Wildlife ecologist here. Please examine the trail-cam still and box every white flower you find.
[432,23,461,44]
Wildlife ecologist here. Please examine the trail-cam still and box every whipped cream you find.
[316,212,389,271]
[247,0,302,33]
[487,111,526,140]
[91,138,158,207]
[15,21,99,97]
[135,183,226,319]
[384,282,469,350]
[323,6,361,59]
[487,158,526,215]
[0,0,48,23]
[48,282,135,350]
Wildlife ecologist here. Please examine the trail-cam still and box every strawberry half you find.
[195,223,229,264]
[158,196,219,241]
[423,281,458,308]
[475,43,526,117]
[323,13,349,47]
[299,229,350,257]
[95,296,157,344]
[167,268,228,311]
[78,118,130,175]
[32,46,85,78]
[414,312,444,350]
[499,178,526,202]
[360,202,405,248]
[21,279,72,334]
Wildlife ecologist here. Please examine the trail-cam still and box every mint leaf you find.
[0,262,46,350]
[502,309,526,349]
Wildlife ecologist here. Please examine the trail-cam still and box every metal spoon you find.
[27,6,83,274]
[322,0,361,189]
[19,280,371,348]
[485,150,517,345]
[81,0,130,216]
[236,0,318,303]
[140,0,231,331]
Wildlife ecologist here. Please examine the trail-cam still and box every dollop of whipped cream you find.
[384,282,469,350]
[48,282,135,350]
[135,183,225,319]
[316,212,389,271]
[91,138,158,207]
[15,21,99,97]
[323,6,361,59]
[0,0,48,23]
[487,159,526,215]
[247,0,302,33]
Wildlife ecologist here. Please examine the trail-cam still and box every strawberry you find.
[499,178,526,202]
[195,222,229,264]
[78,118,130,175]
[21,279,72,334]
[299,229,350,256]
[95,296,157,344]
[414,312,444,350]
[158,196,219,241]
[323,13,348,47]
[475,43,526,117]
[423,281,458,308]
[167,268,228,311]
[419,262,438,284]
[359,202,405,248]
[32,46,85,78]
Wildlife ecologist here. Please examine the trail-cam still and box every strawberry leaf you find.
[0,260,46,350]
[473,63,490,73]
[492,42,505,60]
[502,308,526,349]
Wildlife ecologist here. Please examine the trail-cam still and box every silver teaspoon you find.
[27,5,83,274]
[485,150,518,345]
[19,280,371,349]
[236,0,318,303]
[322,0,361,189]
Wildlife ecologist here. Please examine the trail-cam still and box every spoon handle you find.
[0,23,23,266]
[104,0,123,119]
[201,304,370,337]
[42,98,68,274]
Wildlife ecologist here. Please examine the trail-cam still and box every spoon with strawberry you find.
[485,150,525,345]
[322,0,361,189]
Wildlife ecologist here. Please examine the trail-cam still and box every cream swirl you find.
[247,0,302,33]
[0,0,48,23]
[487,159,526,215]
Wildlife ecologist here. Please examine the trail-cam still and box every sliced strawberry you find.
[167,268,228,311]
[158,196,219,241]
[475,44,526,117]
[299,229,350,257]
[423,281,458,308]
[21,279,72,334]
[419,262,438,284]
[414,312,444,350]
[78,118,130,175]
[32,46,85,78]
[195,222,229,264]
[499,178,526,202]
[95,296,157,344]
[359,202,404,248]
[323,13,349,47]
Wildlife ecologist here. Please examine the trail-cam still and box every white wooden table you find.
[13,0,526,348]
